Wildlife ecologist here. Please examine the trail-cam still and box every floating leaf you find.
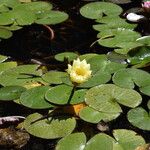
[79,106,120,123]
[55,52,78,62]
[56,133,86,150]
[80,2,122,19]
[136,36,150,46]
[0,86,26,101]
[0,55,8,63]
[45,84,72,105]
[113,68,150,89]
[0,28,12,39]
[128,107,150,130]
[85,84,142,113]
[127,46,150,67]
[0,0,20,8]
[36,11,68,25]
[84,133,114,150]
[0,64,42,86]
[98,29,141,49]
[0,62,17,74]
[79,53,98,61]
[113,129,145,150]
[24,113,76,139]
[20,86,53,109]
[42,71,68,84]
[140,85,150,96]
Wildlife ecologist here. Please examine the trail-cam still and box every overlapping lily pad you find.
[79,106,120,123]
[56,132,86,150]
[113,68,150,89]
[42,71,68,85]
[85,84,142,113]
[128,107,150,130]
[55,52,78,62]
[80,2,123,19]
[24,113,76,139]
[0,64,43,86]
[20,86,53,109]
[0,86,26,101]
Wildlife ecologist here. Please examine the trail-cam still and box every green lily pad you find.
[80,2,122,19]
[0,28,12,39]
[98,29,141,49]
[42,71,68,84]
[127,46,150,66]
[20,86,53,109]
[0,86,26,101]
[0,64,42,86]
[79,53,98,61]
[140,85,150,96]
[113,68,150,89]
[128,107,150,130]
[36,11,68,25]
[0,62,17,74]
[56,133,86,150]
[0,25,22,31]
[94,16,136,31]
[55,52,78,62]
[85,84,142,113]
[0,55,8,63]
[113,129,145,150]
[45,84,72,105]
[84,133,114,150]
[136,36,150,46]
[24,113,76,139]
[0,0,20,8]
[79,106,120,123]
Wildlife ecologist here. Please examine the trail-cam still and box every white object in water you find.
[126,13,145,22]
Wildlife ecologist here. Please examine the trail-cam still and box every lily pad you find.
[128,107,150,130]
[55,52,78,62]
[79,106,120,123]
[98,29,141,49]
[0,0,20,8]
[20,86,53,109]
[0,28,12,39]
[0,86,26,101]
[85,84,142,113]
[84,133,114,150]
[113,68,150,89]
[140,85,150,96]
[42,71,68,85]
[36,11,68,25]
[56,133,86,150]
[0,64,42,86]
[24,113,76,139]
[0,62,17,74]
[0,55,8,63]
[80,2,122,19]
[45,84,72,105]
[113,129,145,150]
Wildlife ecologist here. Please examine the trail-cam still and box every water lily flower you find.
[142,1,150,13]
[126,13,145,22]
[67,58,92,84]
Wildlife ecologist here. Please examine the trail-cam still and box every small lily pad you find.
[0,86,26,101]
[0,62,17,74]
[24,113,76,139]
[140,85,150,96]
[128,107,150,130]
[80,2,122,19]
[20,86,53,109]
[56,132,86,150]
[36,11,68,25]
[42,71,67,85]
[55,52,78,62]
[79,106,120,123]
[0,28,12,39]
[113,68,150,89]
[85,84,142,113]
[45,84,72,105]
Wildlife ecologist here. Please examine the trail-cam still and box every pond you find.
[0,0,150,150]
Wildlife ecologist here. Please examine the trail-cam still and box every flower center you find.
[76,68,85,76]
